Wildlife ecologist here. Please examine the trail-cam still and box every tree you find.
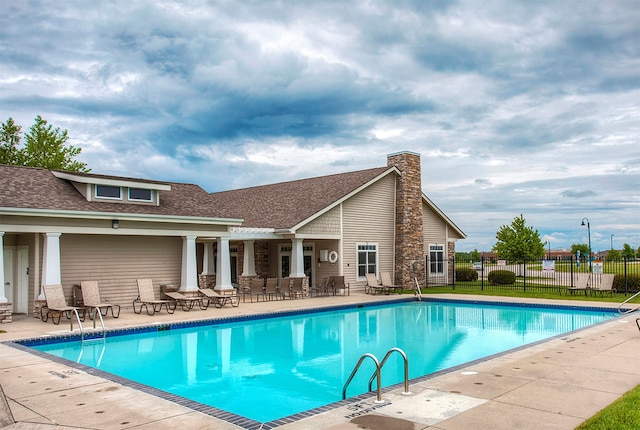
[492,215,545,262]
[637,246,640,258]
[469,249,481,262]
[606,249,620,261]
[621,243,635,259]
[0,116,89,172]
[571,243,590,258]
[0,117,22,165]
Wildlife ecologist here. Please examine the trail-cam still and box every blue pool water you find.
[27,300,616,423]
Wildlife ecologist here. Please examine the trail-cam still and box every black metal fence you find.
[425,256,640,294]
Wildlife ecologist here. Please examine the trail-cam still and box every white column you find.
[42,233,62,286]
[0,232,6,303]
[215,237,234,291]
[202,242,216,275]
[241,240,256,277]
[180,236,198,292]
[290,237,305,277]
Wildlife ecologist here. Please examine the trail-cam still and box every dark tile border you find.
[3,297,625,429]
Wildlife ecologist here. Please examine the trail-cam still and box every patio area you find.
[0,292,639,429]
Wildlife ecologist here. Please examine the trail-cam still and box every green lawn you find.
[575,384,640,430]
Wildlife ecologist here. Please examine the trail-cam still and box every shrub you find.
[456,268,478,282]
[613,274,640,292]
[488,270,516,285]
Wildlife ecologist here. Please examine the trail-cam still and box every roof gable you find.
[209,166,394,229]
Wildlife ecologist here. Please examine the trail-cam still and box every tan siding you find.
[297,206,341,235]
[423,202,446,249]
[342,174,396,290]
[60,235,182,308]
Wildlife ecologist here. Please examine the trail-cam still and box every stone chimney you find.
[387,151,425,288]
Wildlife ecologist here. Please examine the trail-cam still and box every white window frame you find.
[356,243,378,281]
[429,244,445,274]
[128,187,153,202]
[95,185,122,200]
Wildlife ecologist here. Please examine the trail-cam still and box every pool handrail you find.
[617,290,640,315]
[414,277,422,301]
[368,347,411,395]
[342,353,383,403]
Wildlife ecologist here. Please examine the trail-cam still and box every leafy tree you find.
[637,246,640,258]
[571,243,590,258]
[469,249,481,262]
[0,117,22,165]
[0,116,89,172]
[621,243,635,259]
[492,215,545,262]
[606,249,620,261]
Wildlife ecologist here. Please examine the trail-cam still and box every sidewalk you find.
[0,293,638,429]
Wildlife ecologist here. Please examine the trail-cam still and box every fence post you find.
[624,257,628,294]
[523,256,526,292]
[481,255,484,291]
[570,256,574,288]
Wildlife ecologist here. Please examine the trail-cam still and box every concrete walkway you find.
[0,293,638,429]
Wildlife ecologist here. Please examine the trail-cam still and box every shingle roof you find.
[209,166,393,229]
[0,164,236,219]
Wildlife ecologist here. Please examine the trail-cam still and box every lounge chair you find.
[41,284,85,325]
[381,272,402,294]
[199,288,240,307]
[243,278,266,302]
[80,280,121,319]
[289,277,307,298]
[265,277,280,300]
[133,279,176,315]
[331,275,350,296]
[313,276,330,297]
[589,274,615,297]
[567,273,590,295]
[164,291,209,311]
[280,277,293,299]
[365,273,385,295]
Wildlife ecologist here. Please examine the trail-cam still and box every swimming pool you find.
[22,299,616,426]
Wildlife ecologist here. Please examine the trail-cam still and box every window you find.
[429,244,444,274]
[95,185,121,199]
[357,244,377,278]
[129,188,152,202]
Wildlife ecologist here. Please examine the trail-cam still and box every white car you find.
[472,262,482,270]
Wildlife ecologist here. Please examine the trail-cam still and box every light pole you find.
[581,218,591,271]
[610,234,614,250]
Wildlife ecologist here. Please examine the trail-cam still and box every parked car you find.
[472,262,482,270]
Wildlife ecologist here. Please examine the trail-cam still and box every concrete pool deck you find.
[0,292,638,429]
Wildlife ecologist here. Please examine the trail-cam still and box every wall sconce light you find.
[112,219,119,229]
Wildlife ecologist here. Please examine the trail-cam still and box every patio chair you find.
[199,288,240,308]
[289,277,307,298]
[133,279,176,315]
[365,273,385,295]
[40,284,86,325]
[331,276,350,296]
[265,277,280,300]
[313,276,330,297]
[567,273,590,296]
[381,272,403,294]
[280,277,293,299]
[243,278,266,302]
[164,291,209,311]
[80,280,121,319]
[589,274,615,297]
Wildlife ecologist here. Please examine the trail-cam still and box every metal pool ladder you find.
[617,290,640,315]
[414,277,422,301]
[342,347,411,403]
[78,307,107,342]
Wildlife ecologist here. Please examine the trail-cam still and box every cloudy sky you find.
[1,1,638,253]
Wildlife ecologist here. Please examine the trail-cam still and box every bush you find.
[613,274,640,292]
[488,270,516,285]
[456,268,478,282]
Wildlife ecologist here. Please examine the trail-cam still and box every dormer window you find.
[96,185,122,199]
[129,188,152,202]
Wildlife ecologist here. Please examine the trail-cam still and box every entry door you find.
[2,247,28,314]
[304,254,313,287]
[3,248,13,305]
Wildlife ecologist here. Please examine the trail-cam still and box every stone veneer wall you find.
[387,151,425,288]
[0,303,12,323]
